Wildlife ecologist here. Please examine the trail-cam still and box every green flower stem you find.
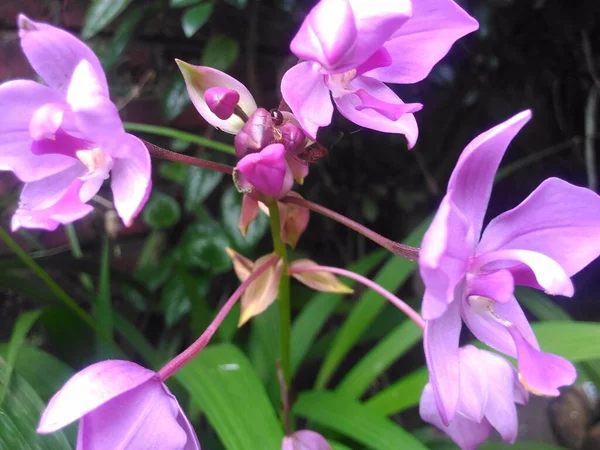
[65,223,94,291]
[268,202,292,385]
[0,225,102,337]
[123,122,236,154]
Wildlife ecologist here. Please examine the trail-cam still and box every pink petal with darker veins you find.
[236,144,293,198]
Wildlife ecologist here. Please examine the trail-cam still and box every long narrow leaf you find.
[291,249,386,376]
[0,310,43,407]
[532,321,600,362]
[315,219,430,389]
[337,319,422,399]
[95,237,114,355]
[364,367,429,416]
[176,344,283,449]
[293,390,427,449]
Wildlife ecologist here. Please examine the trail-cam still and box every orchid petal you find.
[424,300,461,425]
[175,402,202,450]
[67,60,123,144]
[283,430,332,450]
[355,47,392,76]
[334,76,419,148]
[479,350,520,444]
[286,155,310,183]
[456,346,488,422]
[365,0,478,84]
[447,110,532,240]
[419,197,471,320]
[289,260,354,294]
[478,177,600,277]
[290,0,357,70]
[239,255,282,326]
[176,60,256,135]
[19,163,87,211]
[38,360,155,433]
[226,247,255,282]
[12,181,94,232]
[76,381,188,450]
[467,269,514,303]
[29,103,65,140]
[420,384,492,450]
[475,249,574,297]
[507,325,577,396]
[18,14,108,95]
[461,296,538,358]
[353,89,422,120]
[0,80,73,181]
[239,195,259,236]
[110,135,152,227]
[281,62,332,139]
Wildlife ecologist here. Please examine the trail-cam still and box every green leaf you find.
[365,367,429,416]
[517,287,570,321]
[182,2,214,37]
[0,361,72,450]
[201,35,239,71]
[337,320,422,399]
[184,166,223,212]
[82,0,134,39]
[175,222,232,273]
[291,249,386,376]
[95,237,114,356]
[221,187,268,252]
[315,219,430,389]
[170,0,202,7]
[112,312,162,368]
[162,77,191,122]
[176,344,283,449]
[293,391,427,450]
[160,271,208,328]
[224,0,247,8]
[0,310,43,407]
[159,161,189,184]
[532,321,600,362]
[0,345,73,402]
[143,192,181,229]
[100,7,144,69]
[248,302,280,401]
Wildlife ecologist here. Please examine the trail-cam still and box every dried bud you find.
[289,259,354,293]
[279,122,306,155]
[204,87,240,120]
[239,253,283,326]
[238,195,259,236]
[279,193,309,248]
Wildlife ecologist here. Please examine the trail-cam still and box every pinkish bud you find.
[234,108,275,158]
[236,144,293,199]
[238,194,259,236]
[204,87,240,120]
[282,430,332,450]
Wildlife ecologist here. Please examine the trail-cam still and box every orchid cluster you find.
[1,1,600,449]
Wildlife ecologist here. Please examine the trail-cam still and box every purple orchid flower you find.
[280,0,478,144]
[419,110,600,424]
[282,430,332,450]
[420,345,528,450]
[0,15,151,231]
[38,360,200,449]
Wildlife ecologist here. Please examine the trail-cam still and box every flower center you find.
[76,148,113,180]
[326,69,357,98]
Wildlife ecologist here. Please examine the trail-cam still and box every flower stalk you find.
[143,140,234,175]
[158,254,278,381]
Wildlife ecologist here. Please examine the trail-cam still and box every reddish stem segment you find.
[281,195,420,261]
[289,265,425,329]
[143,140,234,175]
[158,255,279,381]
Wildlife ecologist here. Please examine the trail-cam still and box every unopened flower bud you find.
[204,87,240,120]
[235,143,293,199]
[279,122,306,155]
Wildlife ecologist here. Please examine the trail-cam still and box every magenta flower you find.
[280,0,478,143]
[419,110,600,424]
[0,15,151,230]
[38,360,200,449]
[420,346,528,450]
[236,143,294,198]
